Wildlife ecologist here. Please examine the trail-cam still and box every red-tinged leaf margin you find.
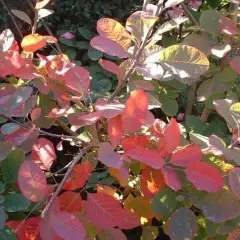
[50,211,86,240]
[170,145,203,167]
[85,192,124,229]
[122,89,148,134]
[228,229,240,240]
[229,168,240,200]
[219,16,238,35]
[18,160,49,202]
[99,59,120,75]
[185,162,224,193]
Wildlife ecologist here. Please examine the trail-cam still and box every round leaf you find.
[4,193,31,212]
[169,208,197,240]
[229,168,240,200]
[151,188,177,216]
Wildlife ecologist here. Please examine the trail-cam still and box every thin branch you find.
[180,3,199,26]
[32,0,40,34]
[200,106,211,123]
[142,0,151,11]
[55,119,78,136]
[0,113,86,142]
[233,3,239,23]
[41,146,95,218]
[0,0,23,38]
[185,82,197,115]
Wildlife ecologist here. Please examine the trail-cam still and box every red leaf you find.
[117,209,140,230]
[64,161,93,190]
[6,221,25,239]
[98,142,123,168]
[18,160,49,202]
[68,112,102,129]
[163,118,180,153]
[228,229,240,240]
[85,192,124,228]
[99,59,120,74]
[230,56,240,74]
[122,135,148,152]
[141,166,165,198]
[170,145,202,167]
[58,191,83,213]
[125,147,164,169]
[162,167,182,191]
[185,162,223,193]
[63,66,90,95]
[219,16,238,35]
[31,138,56,171]
[229,168,240,200]
[108,115,124,148]
[50,211,86,240]
[90,36,128,59]
[24,217,41,240]
[122,89,148,133]
[98,228,127,240]
[94,99,124,119]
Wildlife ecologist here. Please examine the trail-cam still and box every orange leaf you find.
[97,185,120,200]
[36,0,50,9]
[108,115,124,148]
[21,34,47,52]
[109,167,128,187]
[122,135,148,152]
[58,191,83,213]
[122,89,148,133]
[43,35,58,43]
[141,166,165,198]
[63,161,93,190]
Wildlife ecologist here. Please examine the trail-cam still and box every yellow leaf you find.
[21,34,47,53]
[97,18,132,51]
[141,226,158,240]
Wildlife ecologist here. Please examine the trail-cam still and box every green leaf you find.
[76,41,90,49]
[141,226,158,240]
[185,115,204,134]
[91,79,112,93]
[59,37,76,47]
[151,188,177,216]
[200,10,222,35]
[88,48,103,61]
[0,208,6,229]
[1,149,25,184]
[206,0,222,9]
[4,193,31,212]
[35,94,57,129]
[78,26,95,40]
[159,95,178,116]
[159,45,209,80]
[0,226,17,240]
[217,221,236,235]
[65,48,76,60]
[0,117,7,124]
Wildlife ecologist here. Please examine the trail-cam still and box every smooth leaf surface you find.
[185,162,223,192]
[108,115,124,148]
[169,208,198,240]
[162,167,182,191]
[11,10,32,25]
[229,168,240,200]
[4,193,31,212]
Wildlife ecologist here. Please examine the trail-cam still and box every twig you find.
[142,0,151,11]
[200,106,211,123]
[0,0,23,38]
[41,146,95,218]
[180,3,199,26]
[55,119,78,136]
[32,0,40,34]
[185,82,197,115]
[0,113,86,142]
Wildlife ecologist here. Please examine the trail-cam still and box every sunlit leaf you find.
[141,166,165,198]
[169,208,197,240]
[18,160,49,202]
[185,162,223,193]
[85,192,124,228]
[219,16,238,36]
[159,45,209,80]
[90,36,128,58]
[0,29,14,52]
[38,9,54,21]
[36,0,50,9]
[21,34,47,52]
[170,145,202,167]
[108,115,124,148]
[98,142,122,169]
[97,18,132,50]
[99,59,119,74]
[162,167,182,191]
[122,89,148,133]
[50,211,86,240]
